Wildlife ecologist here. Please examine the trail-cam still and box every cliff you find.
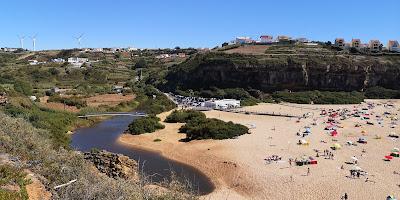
[163,52,400,92]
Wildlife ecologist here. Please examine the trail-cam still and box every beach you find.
[118,100,400,200]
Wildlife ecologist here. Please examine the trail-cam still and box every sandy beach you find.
[118,100,400,200]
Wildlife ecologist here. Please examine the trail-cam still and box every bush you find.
[180,118,248,141]
[127,115,165,135]
[3,104,77,148]
[0,113,197,199]
[272,90,365,104]
[48,95,87,109]
[365,86,400,99]
[13,81,33,96]
[165,110,206,123]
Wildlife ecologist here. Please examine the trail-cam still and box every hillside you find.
[163,46,400,93]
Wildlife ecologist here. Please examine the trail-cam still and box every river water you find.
[71,115,214,195]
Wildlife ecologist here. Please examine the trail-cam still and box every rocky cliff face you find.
[164,53,400,92]
[84,150,139,181]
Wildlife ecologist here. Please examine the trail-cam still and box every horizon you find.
[0,0,399,50]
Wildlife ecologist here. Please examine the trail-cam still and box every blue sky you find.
[0,0,399,50]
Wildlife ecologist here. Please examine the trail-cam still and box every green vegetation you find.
[133,85,176,114]
[0,165,31,200]
[165,109,206,123]
[48,94,87,108]
[165,110,248,141]
[365,86,400,99]
[127,115,165,135]
[271,90,365,104]
[2,103,80,148]
[0,112,197,199]
[179,117,249,141]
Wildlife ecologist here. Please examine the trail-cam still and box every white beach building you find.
[203,99,241,110]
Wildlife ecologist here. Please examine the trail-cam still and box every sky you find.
[0,0,399,50]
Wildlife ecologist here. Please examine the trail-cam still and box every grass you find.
[0,165,31,200]
[0,112,198,199]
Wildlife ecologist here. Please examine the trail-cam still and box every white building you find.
[203,99,241,110]
[51,58,65,63]
[28,60,39,65]
[68,57,89,68]
[388,40,400,52]
[235,37,253,44]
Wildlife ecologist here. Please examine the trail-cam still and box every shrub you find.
[127,115,165,135]
[48,95,87,109]
[0,113,197,199]
[165,110,206,123]
[180,118,248,141]
[13,81,33,96]
[272,90,364,104]
[365,86,400,99]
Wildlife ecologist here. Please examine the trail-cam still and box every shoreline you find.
[117,101,400,200]
[117,111,260,199]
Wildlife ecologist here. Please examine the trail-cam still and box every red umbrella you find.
[385,155,393,160]
[331,130,338,137]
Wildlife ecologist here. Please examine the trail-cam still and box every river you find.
[71,115,214,195]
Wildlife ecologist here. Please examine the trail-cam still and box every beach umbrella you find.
[385,155,393,160]
[331,130,338,137]
[351,156,358,161]
[346,141,353,145]
[352,166,362,171]
[332,143,342,149]
[392,148,400,153]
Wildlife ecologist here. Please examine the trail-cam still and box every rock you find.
[164,53,400,92]
[84,150,139,181]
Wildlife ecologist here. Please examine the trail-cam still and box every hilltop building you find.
[387,40,400,52]
[351,39,361,48]
[235,37,253,44]
[296,38,309,43]
[277,35,292,42]
[369,40,381,52]
[260,35,273,43]
[335,38,345,48]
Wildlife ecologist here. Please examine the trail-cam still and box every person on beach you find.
[307,167,310,176]
[343,193,348,200]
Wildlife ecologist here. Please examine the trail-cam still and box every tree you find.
[325,41,332,46]
[134,58,147,69]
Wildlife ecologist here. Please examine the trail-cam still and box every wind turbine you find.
[18,35,25,49]
[74,34,84,49]
[30,34,37,51]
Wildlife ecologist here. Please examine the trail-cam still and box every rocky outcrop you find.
[164,53,400,92]
[0,92,8,106]
[84,150,139,181]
